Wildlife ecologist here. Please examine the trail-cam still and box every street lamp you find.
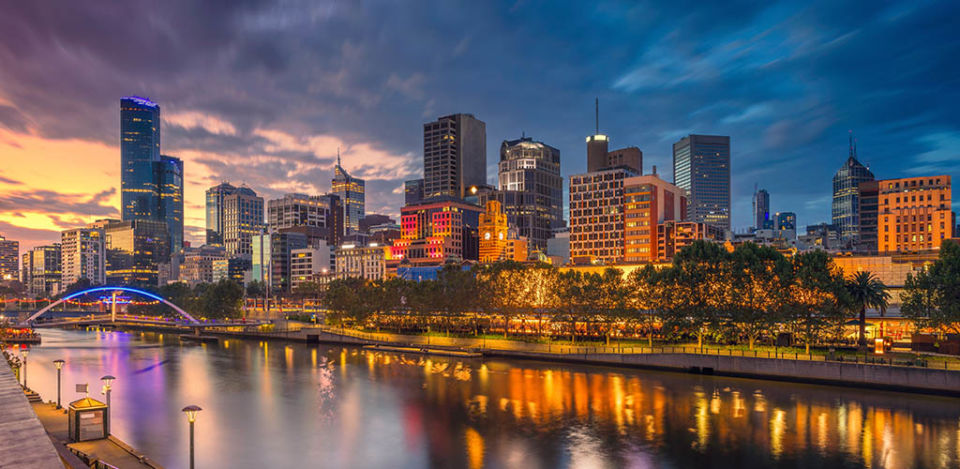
[182,405,202,469]
[20,348,28,389]
[52,359,65,409]
[101,375,115,435]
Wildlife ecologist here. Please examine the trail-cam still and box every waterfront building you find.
[22,244,61,297]
[423,114,486,199]
[489,136,563,252]
[656,221,725,261]
[251,231,308,292]
[205,182,236,246]
[335,244,387,281]
[568,167,637,264]
[832,134,874,241]
[103,219,170,287]
[332,151,365,235]
[874,176,954,253]
[404,179,424,206]
[672,134,731,230]
[222,185,264,257]
[290,242,331,291]
[753,188,770,231]
[623,174,687,263]
[179,246,228,287]
[478,200,528,263]
[390,198,483,265]
[0,235,18,281]
[60,227,105,286]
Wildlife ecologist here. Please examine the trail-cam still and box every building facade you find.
[332,154,365,235]
[103,219,170,287]
[423,114,486,199]
[251,231,308,292]
[335,245,387,281]
[832,136,875,241]
[179,247,228,287]
[857,180,880,252]
[159,155,184,253]
[493,136,563,252]
[478,200,528,263]
[290,243,331,291]
[22,244,61,297]
[404,179,424,206]
[0,235,18,281]
[623,174,687,263]
[656,221,724,260]
[875,176,954,253]
[391,198,483,265]
[60,227,105,286]
[672,134,731,230]
[205,182,236,246]
[568,167,637,264]
[267,193,341,247]
[222,186,264,257]
[753,188,770,231]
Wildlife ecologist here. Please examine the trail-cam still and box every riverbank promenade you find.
[0,360,63,468]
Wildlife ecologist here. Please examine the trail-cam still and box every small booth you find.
[67,397,108,442]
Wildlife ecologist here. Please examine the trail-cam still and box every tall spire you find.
[595,97,599,135]
[337,146,341,168]
[848,130,854,159]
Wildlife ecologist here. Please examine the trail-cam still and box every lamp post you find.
[20,348,28,389]
[52,359,65,409]
[101,375,115,435]
[182,405,202,469]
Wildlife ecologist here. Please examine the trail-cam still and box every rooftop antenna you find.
[848,130,854,158]
[595,97,599,135]
[337,146,341,167]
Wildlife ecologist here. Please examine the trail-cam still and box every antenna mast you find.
[595,97,599,135]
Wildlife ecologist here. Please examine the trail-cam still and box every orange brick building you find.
[622,174,687,263]
[875,176,954,253]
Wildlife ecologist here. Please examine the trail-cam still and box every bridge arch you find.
[26,286,200,325]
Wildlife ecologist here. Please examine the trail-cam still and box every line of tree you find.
[133,280,245,319]
[902,239,960,335]
[315,241,913,352]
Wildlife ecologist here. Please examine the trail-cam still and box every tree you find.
[524,265,559,337]
[845,271,889,348]
[323,277,369,328]
[626,265,666,346]
[475,261,527,337]
[726,243,790,349]
[200,280,244,319]
[785,251,847,353]
[902,240,960,336]
[660,241,730,347]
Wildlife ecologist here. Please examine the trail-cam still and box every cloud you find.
[164,111,238,136]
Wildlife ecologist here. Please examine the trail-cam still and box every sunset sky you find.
[2,1,959,252]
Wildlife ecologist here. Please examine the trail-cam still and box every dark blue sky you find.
[1,0,958,247]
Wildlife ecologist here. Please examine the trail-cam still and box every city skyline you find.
[2,1,960,252]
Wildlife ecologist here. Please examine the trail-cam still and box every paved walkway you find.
[32,401,163,469]
[0,360,63,469]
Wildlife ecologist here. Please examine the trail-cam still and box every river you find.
[15,328,960,468]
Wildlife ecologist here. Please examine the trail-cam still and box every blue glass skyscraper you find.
[332,151,365,235]
[160,155,184,253]
[120,96,161,220]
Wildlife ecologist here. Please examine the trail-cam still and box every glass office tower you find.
[332,154,365,235]
[832,137,874,241]
[159,155,184,253]
[672,134,731,230]
[120,96,161,221]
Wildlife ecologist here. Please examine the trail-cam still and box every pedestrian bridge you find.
[23,286,201,326]
[31,313,264,330]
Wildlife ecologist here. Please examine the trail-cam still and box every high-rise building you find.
[875,176,954,253]
[205,182,236,246]
[222,186,264,257]
[775,212,797,231]
[332,151,365,235]
[119,97,181,255]
[179,246,228,287]
[585,100,642,174]
[290,243,331,291]
[491,136,563,252]
[569,167,638,264]
[753,188,770,231]
[857,180,880,252]
[623,174,687,263]
[22,244,61,297]
[60,227,105,286]
[832,134,874,241]
[159,155,184,253]
[478,200,528,263]
[390,198,483,265]
[335,245,387,281]
[672,134,731,230]
[0,235,18,281]
[103,219,170,287]
[422,114,486,199]
[252,231,308,292]
[404,179,424,206]
[120,96,161,221]
[359,214,394,233]
[267,193,341,246]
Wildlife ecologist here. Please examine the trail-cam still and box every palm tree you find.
[845,271,890,349]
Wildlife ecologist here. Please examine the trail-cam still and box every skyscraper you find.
[672,134,731,230]
[23,244,61,297]
[568,167,638,264]
[0,235,18,281]
[423,114,486,199]
[875,176,954,253]
[331,150,365,235]
[60,227,105,286]
[404,179,424,206]
[752,187,770,231]
[832,133,874,241]
[103,219,170,287]
[205,182,237,246]
[120,96,161,221]
[267,193,341,247]
[222,186,264,257]
[586,100,642,174]
[159,155,184,253]
[623,174,687,263]
[493,136,563,252]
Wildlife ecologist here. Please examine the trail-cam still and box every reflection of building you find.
[832,134,874,241]
[60,227,105,286]
[335,245,386,280]
[875,176,954,253]
[478,200,528,262]
[753,188,770,231]
[656,221,724,260]
[291,243,331,290]
[673,134,731,230]
[569,167,638,264]
[22,244,61,297]
[391,198,483,265]
[104,220,170,287]
[423,114,486,199]
[0,235,19,281]
[491,136,563,252]
[332,152,365,235]
[623,174,687,263]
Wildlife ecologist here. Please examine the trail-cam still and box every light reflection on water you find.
[18,329,960,469]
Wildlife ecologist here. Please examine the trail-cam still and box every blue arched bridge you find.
[25,286,199,326]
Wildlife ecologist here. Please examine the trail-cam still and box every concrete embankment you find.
[0,360,63,469]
